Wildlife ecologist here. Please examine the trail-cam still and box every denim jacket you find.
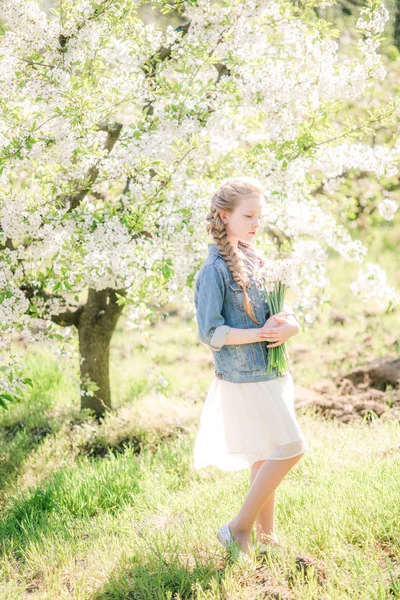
[194,243,282,383]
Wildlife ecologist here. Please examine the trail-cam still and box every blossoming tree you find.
[0,0,399,415]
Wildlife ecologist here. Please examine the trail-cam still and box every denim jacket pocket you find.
[228,279,265,322]
[228,280,245,310]
[228,281,243,291]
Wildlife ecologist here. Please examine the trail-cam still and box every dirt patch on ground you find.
[294,357,400,423]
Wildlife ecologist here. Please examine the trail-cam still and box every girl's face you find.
[220,195,264,248]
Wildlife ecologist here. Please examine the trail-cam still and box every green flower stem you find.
[264,283,292,378]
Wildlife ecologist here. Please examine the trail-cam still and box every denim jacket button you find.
[216,373,223,379]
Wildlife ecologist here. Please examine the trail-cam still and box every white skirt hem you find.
[193,371,310,473]
[194,440,310,472]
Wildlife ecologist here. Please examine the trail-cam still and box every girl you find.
[193,176,310,557]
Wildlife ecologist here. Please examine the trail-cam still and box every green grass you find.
[1,418,399,598]
[0,219,399,598]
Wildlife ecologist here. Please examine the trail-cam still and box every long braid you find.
[205,176,266,325]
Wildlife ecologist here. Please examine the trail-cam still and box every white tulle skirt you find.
[193,371,310,472]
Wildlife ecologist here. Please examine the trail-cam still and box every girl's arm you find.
[195,265,300,349]
[224,327,268,345]
[195,264,265,349]
[225,317,299,346]
[282,302,301,329]
[195,264,231,351]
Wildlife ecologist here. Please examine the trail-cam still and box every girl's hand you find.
[259,314,298,348]
[263,311,287,328]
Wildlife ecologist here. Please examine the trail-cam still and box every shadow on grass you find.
[0,447,144,559]
[0,349,83,500]
[88,544,327,600]
[90,548,225,600]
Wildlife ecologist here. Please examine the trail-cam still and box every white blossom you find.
[0,0,399,401]
[378,198,398,220]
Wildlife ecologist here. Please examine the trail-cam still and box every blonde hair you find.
[206,175,266,325]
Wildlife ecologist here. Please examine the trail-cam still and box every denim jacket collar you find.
[207,242,221,256]
[208,242,254,279]
[208,242,251,258]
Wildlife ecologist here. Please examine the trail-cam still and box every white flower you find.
[350,263,400,308]
[378,198,398,221]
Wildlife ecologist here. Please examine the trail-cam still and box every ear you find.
[219,210,228,224]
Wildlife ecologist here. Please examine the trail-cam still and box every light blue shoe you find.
[217,522,252,564]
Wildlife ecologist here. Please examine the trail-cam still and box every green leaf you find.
[0,398,9,410]
[0,291,13,305]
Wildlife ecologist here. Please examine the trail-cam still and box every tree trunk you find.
[395,0,400,50]
[78,287,126,418]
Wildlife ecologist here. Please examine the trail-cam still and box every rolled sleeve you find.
[195,264,231,351]
[209,324,231,350]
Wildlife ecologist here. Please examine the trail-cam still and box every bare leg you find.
[228,453,304,552]
[250,460,277,543]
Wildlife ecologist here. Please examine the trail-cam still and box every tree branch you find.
[20,284,84,327]
[61,120,123,213]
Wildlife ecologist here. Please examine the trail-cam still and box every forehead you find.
[236,196,264,212]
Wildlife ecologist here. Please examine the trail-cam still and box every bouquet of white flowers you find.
[260,256,300,378]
